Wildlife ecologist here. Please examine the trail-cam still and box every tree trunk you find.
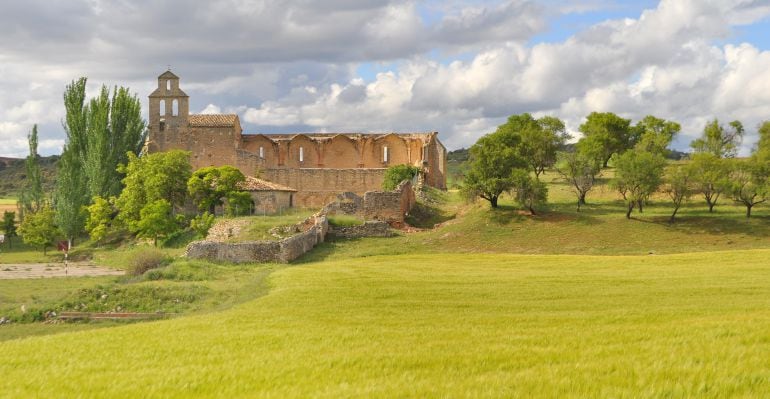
[578,192,586,205]
[626,202,634,219]
[669,204,680,223]
[43,245,47,255]
[746,204,752,218]
[637,200,644,213]
[708,201,715,213]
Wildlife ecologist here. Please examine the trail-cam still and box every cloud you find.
[2,0,770,158]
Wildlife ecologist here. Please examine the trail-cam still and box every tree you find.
[225,191,252,217]
[1,211,17,248]
[577,112,636,167]
[84,85,147,199]
[85,196,116,244]
[497,114,568,178]
[461,128,527,208]
[512,171,548,215]
[116,150,191,231]
[686,153,731,213]
[18,206,58,255]
[190,212,216,238]
[611,150,666,219]
[187,166,247,213]
[730,159,768,218]
[690,119,744,158]
[555,150,602,211]
[382,164,420,190]
[662,165,693,223]
[753,121,770,160]
[634,115,681,156]
[19,125,45,218]
[136,200,177,246]
[55,78,90,249]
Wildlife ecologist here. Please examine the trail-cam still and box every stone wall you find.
[328,221,393,239]
[185,214,328,264]
[322,180,415,223]
[261,168,386,207]
[362,180,415,223]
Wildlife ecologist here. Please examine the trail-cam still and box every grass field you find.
[3,167,770,396]
[2,251,770,397]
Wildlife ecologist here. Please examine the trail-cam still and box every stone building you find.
[147,70,447,207]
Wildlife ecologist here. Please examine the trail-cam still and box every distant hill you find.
[0,155,59,198]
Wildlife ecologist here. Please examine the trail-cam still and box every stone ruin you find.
[184,180,415,263]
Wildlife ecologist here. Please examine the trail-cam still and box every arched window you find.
[172,99,178,116]
[166,80,171,91]
[259,146,264,159]
[159,99,166,116]
[299,147,304,163]
[383,146,389,163]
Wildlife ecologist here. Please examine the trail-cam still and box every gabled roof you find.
[239,176,297,192]
[188,114,239,127]
[159,70,179,79]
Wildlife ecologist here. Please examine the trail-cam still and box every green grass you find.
[327,214,363,227]
[2,251,770,397]
[0,198,16,205]
[229,208,316,241]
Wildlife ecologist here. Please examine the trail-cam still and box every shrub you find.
[382,165,420,191]
[190,212,215,237]
[225,192,252,217]
[328,215,363,227]
[126,248,170,276]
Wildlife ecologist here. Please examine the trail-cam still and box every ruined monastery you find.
[146,71,447,209]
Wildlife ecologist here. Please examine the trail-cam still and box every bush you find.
[190,212,215,237]
[382,165,420,191]
[126,248,170,276]
[226,192,252,217]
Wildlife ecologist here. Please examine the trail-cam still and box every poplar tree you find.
[18,124,45,218]
[55,78,90,248]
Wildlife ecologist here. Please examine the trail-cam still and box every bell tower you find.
[148,70,189,151]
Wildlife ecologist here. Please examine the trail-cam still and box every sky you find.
[1,0,770,158]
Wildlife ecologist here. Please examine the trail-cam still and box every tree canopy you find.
[187,165,246,213]
[577,112,636,167]
[611,150,666,219]
[461,126,527,208]
[116,150,191,232]
[690,119,744,158]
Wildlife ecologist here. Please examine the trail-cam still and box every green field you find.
[3,168,770,396]
[2,251,770,397]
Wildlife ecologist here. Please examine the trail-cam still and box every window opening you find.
[259,146,264,159]
[383,146,389,163]
[172,99,178,116]
[299,147,304,163]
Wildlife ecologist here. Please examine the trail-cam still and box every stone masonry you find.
[146,70,447,208]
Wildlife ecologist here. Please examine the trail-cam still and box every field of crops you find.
[2,251,770,397]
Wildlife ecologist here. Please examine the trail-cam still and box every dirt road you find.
[0,262,124,279]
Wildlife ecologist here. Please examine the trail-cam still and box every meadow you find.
[2,168,770,396]
[2,251,770,397]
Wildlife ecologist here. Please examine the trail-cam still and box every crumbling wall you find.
[362,180,415,223]
[185,214,328,264]
[328,221,393,239]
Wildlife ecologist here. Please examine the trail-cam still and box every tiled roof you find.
[238,176,297,192]
[188,114,239,127]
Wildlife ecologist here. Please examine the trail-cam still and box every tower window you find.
[159,99,166,116]
[383,146,389,163]
[299,147,304,163]
[259,146,264,159]
[166,80,171,91]
[172,99,178,116]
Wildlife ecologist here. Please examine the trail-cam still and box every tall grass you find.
[2,251,770,397]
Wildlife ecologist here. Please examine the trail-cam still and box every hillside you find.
[0,155,58,198]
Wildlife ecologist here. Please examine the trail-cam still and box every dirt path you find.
[0,262,124,279]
